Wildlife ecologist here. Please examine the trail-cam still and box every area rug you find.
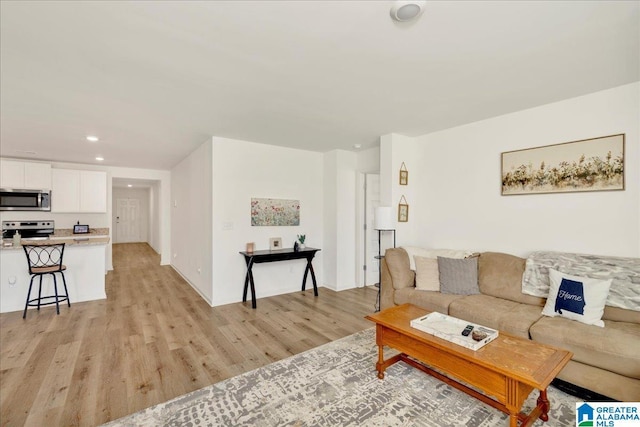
[103,328,578,426]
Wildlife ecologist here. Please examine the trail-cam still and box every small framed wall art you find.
[399,162,408,185]
[269,237,283,250]
[398,195,409,222]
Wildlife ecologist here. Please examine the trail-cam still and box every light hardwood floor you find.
[0,243,379,426]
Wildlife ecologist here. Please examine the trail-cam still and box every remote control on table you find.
[462,325,474,336]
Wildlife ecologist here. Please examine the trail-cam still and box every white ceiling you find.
[1,1,638,170]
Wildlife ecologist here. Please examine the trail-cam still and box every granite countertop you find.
[1,228,110,250]
[52,227,109,237]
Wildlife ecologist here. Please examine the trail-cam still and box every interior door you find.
[365,174,380,286]
[116,198,141,243]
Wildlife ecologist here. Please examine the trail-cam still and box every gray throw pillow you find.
[438,256,480,295]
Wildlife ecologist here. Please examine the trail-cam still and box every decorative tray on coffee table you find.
[410,312,498,351]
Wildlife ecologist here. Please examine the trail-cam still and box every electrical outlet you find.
[222,221,234,231]
[8,276,16,287]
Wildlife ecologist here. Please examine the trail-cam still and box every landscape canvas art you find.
[251,198,300,226]
[501,134,624,195]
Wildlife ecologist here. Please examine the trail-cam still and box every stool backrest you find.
[23,244,66,274]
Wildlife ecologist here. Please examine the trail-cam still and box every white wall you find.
[411,82,639,257]
[170,140,214,303]
[357,146,380,173]
[323,153,338,288]
[149,181,161,253]
[211,137,324,306]
[323,150,358,291]
[112,187,150,243]
[379,133,420,246]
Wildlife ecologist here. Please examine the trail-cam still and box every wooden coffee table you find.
[366,304,572,427]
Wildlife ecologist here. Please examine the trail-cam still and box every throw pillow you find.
[438,256,479,295]
[541,269,612,327]
[402,247,474,270]
[415,256,440,291]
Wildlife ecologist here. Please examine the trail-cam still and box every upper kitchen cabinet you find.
[0,159,52,189]
[79,171,107,212]
[51,169,107,213]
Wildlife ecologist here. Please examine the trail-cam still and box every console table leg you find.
[245,258,257,309]
[308,262,318,296]
[242,273,249,302]
[249,271,257,309]
[302,264,310,291]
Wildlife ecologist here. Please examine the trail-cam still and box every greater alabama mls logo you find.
[577,402,640,427]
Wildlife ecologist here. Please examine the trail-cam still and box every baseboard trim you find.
[170,265,214,307]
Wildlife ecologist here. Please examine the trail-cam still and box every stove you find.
[2,220,55,240]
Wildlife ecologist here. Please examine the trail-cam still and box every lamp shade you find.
[375,207,394,230]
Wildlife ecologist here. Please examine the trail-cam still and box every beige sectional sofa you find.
[380,248,640,401]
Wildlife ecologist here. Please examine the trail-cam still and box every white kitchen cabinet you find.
[0,159,51,189]
[51,169,107,213]
[80,171,107,212]
[51,169,80,212]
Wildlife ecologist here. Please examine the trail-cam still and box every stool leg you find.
[23,275,35,319]
[37,275,43,311]
[52,273,60,315]
[60,272,70,307]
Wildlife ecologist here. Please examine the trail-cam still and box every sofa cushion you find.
[438,256,479,295]
[603,305,640,323]
[394,288,464,315]
[478,252,545,306]
[385,248,415,290]
[448,295,542,339]
[415,256,440,291]
[541,269,612,327]
[530,316,640,380]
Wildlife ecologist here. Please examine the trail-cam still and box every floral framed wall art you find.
[501,134,625,196]
[251,198,300,226]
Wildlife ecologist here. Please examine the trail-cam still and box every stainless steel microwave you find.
[0,188,51,211]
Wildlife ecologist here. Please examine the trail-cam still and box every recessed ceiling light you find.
[390,1,426,22]
[95,156,104,161]
[86,136,99,142]
[353,144,362,149]
[127,184,132,188]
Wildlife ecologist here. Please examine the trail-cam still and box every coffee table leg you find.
[537,389,549,422]
[376,344,385,379]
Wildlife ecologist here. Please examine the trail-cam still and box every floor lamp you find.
[374,206,396,312]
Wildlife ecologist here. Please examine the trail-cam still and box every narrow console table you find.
[239,247,321,309]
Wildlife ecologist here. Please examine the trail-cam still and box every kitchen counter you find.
[2,235,110,250]
[0,234,109,313]
[52,227,109,237]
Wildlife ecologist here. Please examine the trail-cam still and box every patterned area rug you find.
[103,328,578,426]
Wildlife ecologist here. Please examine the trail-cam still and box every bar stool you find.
[22,243,70,319]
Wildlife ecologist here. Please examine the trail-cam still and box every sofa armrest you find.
[384,247,415,289]
[380,247,415,310]
[380,257,394,310]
